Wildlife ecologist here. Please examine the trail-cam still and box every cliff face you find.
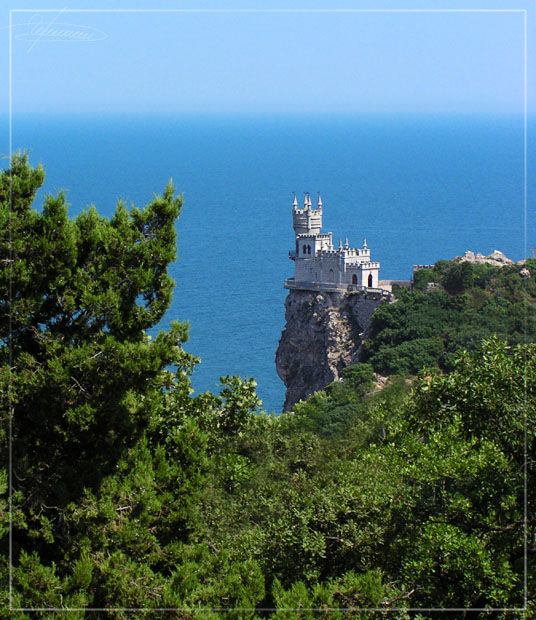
[276,289,389,412]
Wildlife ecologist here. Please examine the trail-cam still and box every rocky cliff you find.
[276,289,390,412]
[457,249,513,266]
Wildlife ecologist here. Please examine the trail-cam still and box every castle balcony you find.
[284,279,347,293]
[284,278,391,297]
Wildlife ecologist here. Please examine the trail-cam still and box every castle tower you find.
[292,192,322,235]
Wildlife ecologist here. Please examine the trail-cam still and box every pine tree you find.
[0,153,212,613]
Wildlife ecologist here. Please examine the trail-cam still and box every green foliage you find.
[208,340,532,613]
[439,260,474,294]
[2,153,193,516]
[271,569,411,619]
[412,268,436,291]
[287,363,379,438]
[391,338,535,608]
[362,259,536,375]
[339,362,375,395]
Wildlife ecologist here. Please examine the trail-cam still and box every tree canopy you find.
[360,260,536,375]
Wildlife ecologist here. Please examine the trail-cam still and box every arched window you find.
[329,269,335,282]
[296,240,299,255]
[352,274,358,285]
[307,245,311,255]
[368,274,373,288]
[303,244,307,254]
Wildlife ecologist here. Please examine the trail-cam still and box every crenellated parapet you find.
[346,261,380,269]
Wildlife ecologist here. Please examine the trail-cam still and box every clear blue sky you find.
[2,0,534,116]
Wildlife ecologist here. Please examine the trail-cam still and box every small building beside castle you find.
[284,193,381,294]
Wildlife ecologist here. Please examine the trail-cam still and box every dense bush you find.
[361,260,536,375]
[412,267,436,291]
[205,338,534,614]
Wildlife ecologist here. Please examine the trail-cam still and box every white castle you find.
[284,193,381,293]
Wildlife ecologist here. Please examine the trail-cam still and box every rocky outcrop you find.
[458,250,513,266]
[275,289,390,412]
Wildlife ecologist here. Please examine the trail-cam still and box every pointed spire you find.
[344,237,349,249]
[317,193,322,208]
[307,193,312,208]
[363,237,367,249]
[292,192,297,208]
[303,192,308,209]
[339,239,343,250]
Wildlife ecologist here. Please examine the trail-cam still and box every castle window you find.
[307,245,311,255]
[368,274,373,287]
[303,244,307,254]
[352,274,358,285]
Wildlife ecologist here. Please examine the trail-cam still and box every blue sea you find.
[8,114,534,413]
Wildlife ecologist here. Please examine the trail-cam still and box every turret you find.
[292,191,322,235]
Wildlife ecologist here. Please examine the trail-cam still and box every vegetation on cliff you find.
[360,259,536,375]
[1,155,533,618]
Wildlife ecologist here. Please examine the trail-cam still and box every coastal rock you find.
[275,289,389,412]
[458,249,513,266]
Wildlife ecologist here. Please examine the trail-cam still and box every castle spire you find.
[292,192,297,208]
[307,193,312,208]
[303,192,309,210]
[344,237,349,249]
[339,239,343,250]
[363,237,367,249]
[317,193,322,208]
